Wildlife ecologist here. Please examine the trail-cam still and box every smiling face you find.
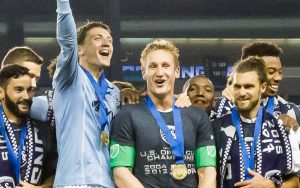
[78,27,113,70]
[142,49,179,100]
[0,75,34,119]
[187,77,215,110]
[233,71,266,118]
[262,56,282,97]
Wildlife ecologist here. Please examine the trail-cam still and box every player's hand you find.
[120,88,147,106]
[17,181,42,188]
[278,114,299,132]
[221,86,234,101]
[174,92,192,108]
[234,169,276,188]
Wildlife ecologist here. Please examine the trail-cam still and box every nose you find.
[155,66,164,76]
[22,90,30,100]
[273,71,282,82]
[238,87,246,96]
[102,38,111,47]
[196,87,205,96]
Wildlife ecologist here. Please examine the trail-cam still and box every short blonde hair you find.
[140,39,180,71]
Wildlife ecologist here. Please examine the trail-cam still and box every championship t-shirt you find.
[110,102,216,188]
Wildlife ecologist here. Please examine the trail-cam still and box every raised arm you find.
[53,0,79,91]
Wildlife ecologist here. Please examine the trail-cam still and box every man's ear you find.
[175,66,180,79]
[78,45,85,57]
[0,87,5,102]
[141,68,146,80]
[261,82,267,93]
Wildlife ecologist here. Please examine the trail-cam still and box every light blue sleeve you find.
[31,96,49,122]
[53,0,79,91]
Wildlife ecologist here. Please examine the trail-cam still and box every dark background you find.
[1,0,300,103]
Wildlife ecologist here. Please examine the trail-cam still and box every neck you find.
[80,61,102,79]
[148,93,174,111]
[239,103,260,120]
[2,105,23,126]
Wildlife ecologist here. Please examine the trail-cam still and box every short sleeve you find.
[110,105,135,147]
[110,105,136,168]
[195,109,215,148]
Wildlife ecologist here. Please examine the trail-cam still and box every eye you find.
[14,87,24,93]
[188,87,195,92]
[234,85,241,90]
[107,38,113,43]
[244,85,254,89]
[95,36,102,41]
[163,63,170,68]
[28,87,36,93]
[267,69,275,75]
[149,64,156,69]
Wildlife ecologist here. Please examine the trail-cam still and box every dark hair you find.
[47,58,57,78]
[241,42,283,60]
[1,46,43,68]
[77,22,111,45]
[0,64,30,86]
[235,57,267,84]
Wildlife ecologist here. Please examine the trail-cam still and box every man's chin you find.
[98,58,111,67]
[266,89,277,97]
[17,110,30,118]
[236,104,250,112]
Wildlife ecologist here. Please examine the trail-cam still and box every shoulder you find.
[117,102,148,117]
[180,106,207,118]
[211,113,232,129]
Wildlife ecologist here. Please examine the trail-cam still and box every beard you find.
[235,97,260,114]
[4,93,32,119]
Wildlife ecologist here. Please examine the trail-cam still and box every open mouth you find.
[99,49,110,57]
[19,103,29,110]
[194,99,207,105]
[155,79,166,87]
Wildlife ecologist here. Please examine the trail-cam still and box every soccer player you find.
[241,42,300,175]
[110,39,216,188]
[0,65,44,187]
[53,0,120,187]
[212,57,294,188]
[1,46,56,188]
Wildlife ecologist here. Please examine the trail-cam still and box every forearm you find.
[113,167,144,188]
[281,176,300,188]
[56,0,76,45]
[197,167,216,188]
[40,175,55,188]
[55,0,78,89]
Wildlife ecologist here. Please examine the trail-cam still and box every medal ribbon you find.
[266,96,275,114]
[81,67,109,132]
[0,106,27,185]
[146,96,185,164]
[231,106,263,180]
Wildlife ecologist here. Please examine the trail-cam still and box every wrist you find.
[267,178,281,188]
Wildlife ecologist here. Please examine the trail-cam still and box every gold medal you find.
[101,131,109,145]
[171,164,188,180]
